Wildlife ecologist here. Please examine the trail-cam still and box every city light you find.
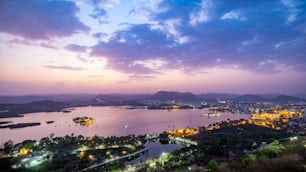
[290,136,298,141]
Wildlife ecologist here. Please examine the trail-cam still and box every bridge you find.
[83,148,147,171]
[168,136,197,146]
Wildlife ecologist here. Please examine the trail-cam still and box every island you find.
[0,122,41,129]
[203,111,221,117]
[0,121,12,125]
[73,116,94,126]
[46,121,54,124]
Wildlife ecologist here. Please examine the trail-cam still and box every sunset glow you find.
[0,0,305,95]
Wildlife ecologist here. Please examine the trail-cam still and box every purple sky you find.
[0,0,305,95]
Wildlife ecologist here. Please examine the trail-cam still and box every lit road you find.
[83,148,148,171]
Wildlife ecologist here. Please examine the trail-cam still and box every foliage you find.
[224,138,306,172]
[207,159,218,171]
[257,140,285,158]
[3,140,14,154]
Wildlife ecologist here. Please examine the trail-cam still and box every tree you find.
[3,140,14,154]
[257,140,285,158]
[207,159,218,171]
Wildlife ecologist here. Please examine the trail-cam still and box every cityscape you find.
[1,0,306,172]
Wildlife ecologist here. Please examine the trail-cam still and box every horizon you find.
[0,90,305,98]
[1,0,306,95]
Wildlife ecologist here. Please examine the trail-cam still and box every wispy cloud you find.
[40,43,57,49]
[88,75,104,78]
[65,44,88,53]
[281,0,301,23]
[44,65,83,71]
[128,74,155,80]
[220,10,246,21]
[8,39,32,46]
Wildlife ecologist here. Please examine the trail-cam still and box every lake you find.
[0,106,250,144]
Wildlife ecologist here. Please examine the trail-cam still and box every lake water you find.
[0,106,250,144]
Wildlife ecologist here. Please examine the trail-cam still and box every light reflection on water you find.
[0,106,249,144]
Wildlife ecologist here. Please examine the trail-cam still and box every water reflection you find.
[0,106,249,143]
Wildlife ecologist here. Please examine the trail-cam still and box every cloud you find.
[0,0,89,40]
[65,44,88,52]
[90,0,120,9]
[44,65,83,71]
[114,74,154,85]
[189,0,212,25]
[8,39,32,46]
[280,0,302,23]
[8,38,57,49]
[76,55,90,63]
[40,43,57,49]
[128,74,155,80]
[220,10,245,21]
[91,24,177,74]
[88,75,104,78]
[90,8,107,19]
[90,0,306,75]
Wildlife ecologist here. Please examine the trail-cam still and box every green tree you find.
[257,140,285,158]
[207,159,218,171]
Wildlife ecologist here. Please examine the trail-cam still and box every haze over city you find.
[0,0,305,95]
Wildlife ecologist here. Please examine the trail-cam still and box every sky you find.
[0,0,305,95]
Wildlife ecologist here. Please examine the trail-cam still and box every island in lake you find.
[46,121,54,124]
[73,116,94,126]
[0,122,41,129]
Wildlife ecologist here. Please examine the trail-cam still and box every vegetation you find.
[220,138,306,172]
[207,160,218,171]
[0,134,146,171]
[0,121,304,172]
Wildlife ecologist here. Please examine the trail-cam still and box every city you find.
[0,92,306,171]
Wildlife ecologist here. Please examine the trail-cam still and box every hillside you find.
[199,93,239,100]
[94,94,150,105]
[272,95,305,104]
[150,91,202,102]
[235,94,268,102]
[0,100,68,118]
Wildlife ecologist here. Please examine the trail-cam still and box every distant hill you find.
[0,94,97,104]
[234,94,305,103]
[199,93,239,100]
[94,94,150,105]
[0,100,68,118]
[150,91,202,102]
[235,94,268,102]
[271,95,305,104]
[0,95,51,104]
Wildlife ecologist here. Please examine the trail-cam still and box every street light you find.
[290,136,298,141]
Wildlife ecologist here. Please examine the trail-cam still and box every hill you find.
[272,95,305,104]
[150,91,202,102]
[199,93,239,100]
[0,100,68,118]
[93,94,150,105]
[235,94,268,102]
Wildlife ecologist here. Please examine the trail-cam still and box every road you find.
[83,148,148,171]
